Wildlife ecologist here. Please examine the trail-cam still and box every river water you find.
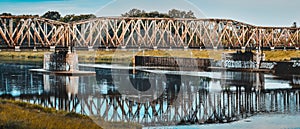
[1,61,300,128]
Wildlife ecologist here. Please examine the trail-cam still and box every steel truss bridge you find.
[0,16,300,49]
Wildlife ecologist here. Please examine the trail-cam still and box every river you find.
[0,61,300,128]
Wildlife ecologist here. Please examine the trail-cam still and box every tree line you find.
[122,8,196,18]
[0,9,297,28]
[0,11,96,23]
[0,8,197,23]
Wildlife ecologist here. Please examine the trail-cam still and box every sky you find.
[0,0,299,27]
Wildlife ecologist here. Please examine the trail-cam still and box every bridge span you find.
[0,16,300,49]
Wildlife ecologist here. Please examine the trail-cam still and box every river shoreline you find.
[0,50,300,128]
[0,49,299,63]
[0,99,142,129]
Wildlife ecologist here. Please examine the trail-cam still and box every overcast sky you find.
[0,0,299,27]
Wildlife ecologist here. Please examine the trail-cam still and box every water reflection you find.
[0,63,300,126]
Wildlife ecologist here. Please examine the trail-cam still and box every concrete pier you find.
[31,47,95,76]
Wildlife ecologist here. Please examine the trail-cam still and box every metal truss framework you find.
[0,16,300,48]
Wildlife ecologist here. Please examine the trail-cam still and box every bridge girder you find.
[0,16,299,49]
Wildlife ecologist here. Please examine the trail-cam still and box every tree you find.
[60,14,96,23]
[186,10,196,18]
[292,22,297,28]
[42,11,61,20]
[0,13,12,16]
[121,8,145,17]
[122,8,196,18]
[168,9,196,18]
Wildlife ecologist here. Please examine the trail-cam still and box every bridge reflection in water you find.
[0,64,300,126]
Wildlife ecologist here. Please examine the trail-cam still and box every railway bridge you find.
[0,16,300,49]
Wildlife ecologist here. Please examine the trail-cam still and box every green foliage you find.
[122,8,196,18]
[292,22,297,28]
[42,11,61,20]
[0,13,12,16]
[122,9,170,18]
[168,9,196,18]
[60,14,96,23]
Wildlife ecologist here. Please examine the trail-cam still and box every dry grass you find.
[135,49,236,60]
[0,99,142,129]
[0,51,44,62]
[263,50,300,61]
[0,49,299,63]
[101,49,300,61]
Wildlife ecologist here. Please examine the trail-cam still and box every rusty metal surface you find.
[0,16,299,48]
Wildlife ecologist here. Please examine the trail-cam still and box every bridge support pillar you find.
[44,49,78,71]
[15,46,20,52]
[296,47,299,50]
[50,46,55,52]
[184,46,189,50]
[88,46,94,51]
[121,46,126,50]
[213,46,218,50]
[270,47,275,50]
[241,47,246,50]
[153,46,158,50]
[33,47,37,52]
[255,50,265,69]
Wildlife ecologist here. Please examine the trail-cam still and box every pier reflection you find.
[0,64,300,126]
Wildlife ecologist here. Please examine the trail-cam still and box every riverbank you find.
[0,99,142,129]
[0,49,299,63]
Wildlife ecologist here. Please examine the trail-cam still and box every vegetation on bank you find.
[0,49,299,63]
[0,8,196,23]
[121,8,196,18]
[0,99,141,129]
[263,50,300,61]
[0,11,96,23]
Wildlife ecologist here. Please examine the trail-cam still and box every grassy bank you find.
[0,99,142,129]
[263,50,300,61]
[0,49,299,63]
